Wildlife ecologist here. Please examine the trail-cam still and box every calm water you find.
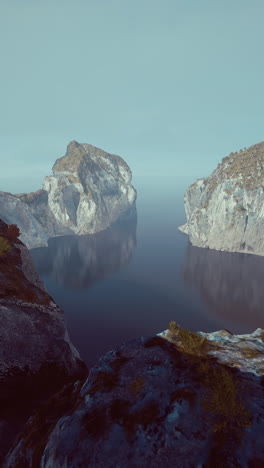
[31,176,264,367]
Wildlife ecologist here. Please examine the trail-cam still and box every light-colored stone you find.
[160,327,264,376]
[0,141,136,249]
[179,141,264,255]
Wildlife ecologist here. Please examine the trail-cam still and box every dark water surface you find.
[31,176,264,367]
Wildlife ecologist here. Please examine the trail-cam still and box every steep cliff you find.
[5,323,264,467]
[179,141,264,255]
[0,191,49,249]
[0,141,137,249]
[0,218,85,385]
[0,218,87,463]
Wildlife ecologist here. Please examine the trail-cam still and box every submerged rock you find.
[179,141,264,255]
[0,141,137,248]
[5,324,264,467]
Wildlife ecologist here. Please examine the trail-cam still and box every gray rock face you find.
[0,141,136,248]
[5,326,264,468]
[179,141,264,255]
[0,191,50,249]
[17,243,47,291]
[0,217,85,389]
[0,218,87,464]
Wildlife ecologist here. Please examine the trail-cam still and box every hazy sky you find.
[1,0,264,192]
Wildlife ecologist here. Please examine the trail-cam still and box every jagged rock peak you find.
[179,140,264,256]
[66,140,84,155]
[0,142,136,248]
[53,140,130,179]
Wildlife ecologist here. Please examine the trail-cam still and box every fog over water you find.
[31,176,264,367]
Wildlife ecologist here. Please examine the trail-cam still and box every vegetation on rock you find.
[129,376,144,395]
[167,321,252,437]
[0,220,51,304]
[167,321,211,356]
[241,347,263,359]
[199,360,252,435]
[0,236,11,256]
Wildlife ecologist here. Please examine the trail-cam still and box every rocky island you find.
[179,141,264,256]
[0,141,137,249]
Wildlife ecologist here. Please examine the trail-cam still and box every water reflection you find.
[182,243,264,330]
[31,216,137,289]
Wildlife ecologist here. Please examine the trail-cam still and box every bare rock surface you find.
[0,191,49,249]
[0,141,136,248]
[5,325,264,468]
[0,219,87,464]
[0,218,84,384]
[179,141,264,256]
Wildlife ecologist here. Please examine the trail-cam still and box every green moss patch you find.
[166,321,252,438]
[0,236,11,257]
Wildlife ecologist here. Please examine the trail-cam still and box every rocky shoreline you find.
[179,141,264,256]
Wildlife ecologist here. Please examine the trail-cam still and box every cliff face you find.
[0,218,87,464]
[0,218,85,388]
[0,191,50,249]
[179,141,264,255]
[5,325,264,467]
[0,141,137,249]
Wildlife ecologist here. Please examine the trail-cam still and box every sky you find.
[1,0,264,193]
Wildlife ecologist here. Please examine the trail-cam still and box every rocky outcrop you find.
[0,219,87,463]
[179,141,264,255]
[0,191,50,249]
[5,324,264,468]
[0,218,85,385]
[0,141,137,249]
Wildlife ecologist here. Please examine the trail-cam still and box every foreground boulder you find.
[0,219,87,463]
[179,141,264,255]
[0,141,137,248]
[5,323,264,467]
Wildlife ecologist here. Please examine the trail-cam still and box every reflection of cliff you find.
[182,242,264,328]
[31,216,137,288]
